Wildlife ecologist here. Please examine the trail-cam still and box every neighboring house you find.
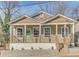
[10,11,78,50]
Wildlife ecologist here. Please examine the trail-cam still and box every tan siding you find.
[46,17,73,24]
[13,17,37,25]
[33,13,51,22]
[75,22,79,40]
[75,22,79,33]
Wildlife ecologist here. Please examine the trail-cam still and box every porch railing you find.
[11,34,73,43]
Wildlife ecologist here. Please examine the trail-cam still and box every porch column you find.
[13,25,16,43]
[56,24,58,35]
[24,25,26,43]
[64,24,66,36]
[72,23,75,46]
[39,25,41,43]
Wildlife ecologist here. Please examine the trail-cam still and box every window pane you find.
[45,27,50,37]
[61,27,64,37]
[34,27,39,37]
[66,27,69,36]
[17,28,23,37]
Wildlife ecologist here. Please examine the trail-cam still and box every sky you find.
[1,1,79,20]
[17,1,79,16]
[18,1,51,16]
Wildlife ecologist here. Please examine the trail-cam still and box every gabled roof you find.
[11,12,77,24]
[31,11,54,23]
[10,15,39,24]
[11,11,53,24]
[41,14,78,23]
[10,16,26,24]
[31,11,53,17]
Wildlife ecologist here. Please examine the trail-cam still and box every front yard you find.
[0,47,79,57]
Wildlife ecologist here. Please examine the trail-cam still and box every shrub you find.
[39,47,42,50]
[31,47,33,50]
[51,46,54,50]
[11,47,14,51]
[21,48,25,50]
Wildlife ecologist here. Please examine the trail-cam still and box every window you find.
[61,27,70,37]
[33,27,39,37]
[66,27,69,36]
[16,27,23,37]
[44,27,51,37]
[61,27,64,37]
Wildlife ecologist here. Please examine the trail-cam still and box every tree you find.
[0,1,22,43]
[39,1,69,15]
[71,6,79,20]
[55,1,69,15]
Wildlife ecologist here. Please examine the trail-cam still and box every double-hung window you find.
[66,27,70,36]
[16,27,23,37]
[33,27,39,37]
[61,26,70,37]
[44,27,51,37]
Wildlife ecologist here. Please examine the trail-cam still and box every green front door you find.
[26,28,33,42]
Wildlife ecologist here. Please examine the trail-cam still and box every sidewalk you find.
[0,50,79,57]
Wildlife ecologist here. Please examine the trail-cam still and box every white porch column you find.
[64,24,66,36]
[39,25,41,42]
[13,26,16,36]
[24,25,26,43]
[56,24,58,35]
[72,23,75,46]
[13,25,16,43]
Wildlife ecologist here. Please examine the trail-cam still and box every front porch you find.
[11,23,75,44]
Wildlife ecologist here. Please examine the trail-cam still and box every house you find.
[10,11,78,50]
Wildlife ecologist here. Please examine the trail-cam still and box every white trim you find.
[43,27,51,37]
[39,25,41,36]
[40,11,53,16]
[66,26,70,35]
[41,23,74,26]
[24,25,26,39]
[56,24,58,35]
[61,26,64,38]
[12,23,74,26]
[60,26,70,38]
[72,23,75,46]
[58,14,77,22]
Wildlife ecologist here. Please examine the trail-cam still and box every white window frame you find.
[16,27,24,37]
[33,27,39,37]
[43,27,51,37]
[61,27,64,38]
[66,26,70,36]
[61,26,69,38]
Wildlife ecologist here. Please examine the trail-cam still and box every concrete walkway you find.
[0,50,58,57]
[0,48,79,57]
